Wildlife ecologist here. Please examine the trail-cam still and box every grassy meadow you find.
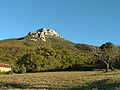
[0,70,120,90]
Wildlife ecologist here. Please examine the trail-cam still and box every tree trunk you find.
[106,64,109,72]
[103,61,109,72]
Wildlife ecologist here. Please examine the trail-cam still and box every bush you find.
[0,71,13,75]
[20,64,26,73]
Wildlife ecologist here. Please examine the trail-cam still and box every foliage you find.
[0,71,13,75]
[0,37,119,73]
[100,42,114,50]
[97,42,119,72]
[15,45,92,73]
[20,64,26,73]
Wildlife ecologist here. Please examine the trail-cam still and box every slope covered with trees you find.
[0,28,119,73]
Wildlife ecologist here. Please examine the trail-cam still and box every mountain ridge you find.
[0,27,98,52]
[0,27,98,71]
[1,27,119,73]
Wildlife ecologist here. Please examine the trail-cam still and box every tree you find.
[97,42,119,72]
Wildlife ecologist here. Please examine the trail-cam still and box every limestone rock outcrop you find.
[27,27,61,41]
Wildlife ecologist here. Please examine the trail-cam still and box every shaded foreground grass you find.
[0,71,120,89]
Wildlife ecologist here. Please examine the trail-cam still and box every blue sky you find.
[0,0,120,46]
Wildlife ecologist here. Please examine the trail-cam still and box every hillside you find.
[0,27,119,73]
[0,28,79,51]
[0,27,97,72]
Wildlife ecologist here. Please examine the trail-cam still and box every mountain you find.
[0,27,119,73]
[0,27,99,72]
[0,27,76,49]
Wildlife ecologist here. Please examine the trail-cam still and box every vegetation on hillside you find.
[15,45,94,73]
[0,35,120,73]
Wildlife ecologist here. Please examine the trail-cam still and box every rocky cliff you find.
[27,27,61,41]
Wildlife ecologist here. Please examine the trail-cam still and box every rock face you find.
[27,27,61,41]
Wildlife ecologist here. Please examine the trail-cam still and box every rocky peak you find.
[27,27,61,41]
[37,27,47,33]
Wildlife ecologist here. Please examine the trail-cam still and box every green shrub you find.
[20,64,26,73]
[0,71,13,75]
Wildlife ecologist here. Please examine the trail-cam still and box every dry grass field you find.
[0,70,120,90]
